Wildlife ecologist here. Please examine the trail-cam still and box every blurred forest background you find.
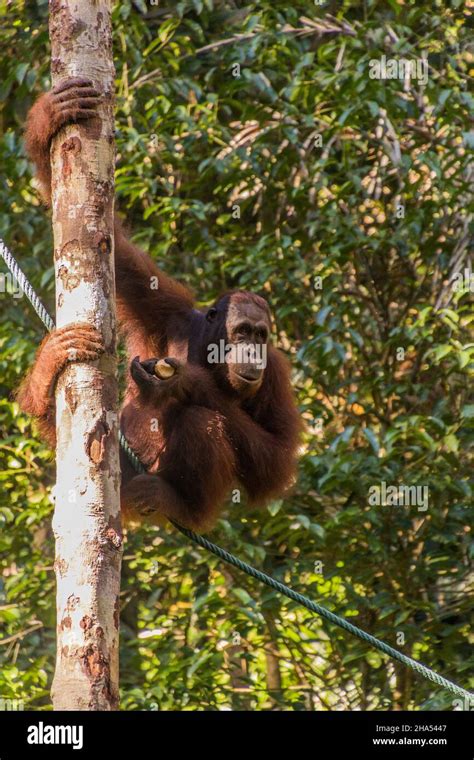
[0,0,472,710]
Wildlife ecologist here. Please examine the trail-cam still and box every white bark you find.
[49,0,122,711]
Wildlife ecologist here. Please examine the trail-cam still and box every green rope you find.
[172,522,473,700]
[0,239,55,332]
[119,430,145,474]
[2,238,472,702]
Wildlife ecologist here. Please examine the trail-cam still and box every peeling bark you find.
[48,0,121,711]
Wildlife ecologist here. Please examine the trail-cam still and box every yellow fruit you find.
[154,359,176,379]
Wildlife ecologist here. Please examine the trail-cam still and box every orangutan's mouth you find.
[231,367,263,384]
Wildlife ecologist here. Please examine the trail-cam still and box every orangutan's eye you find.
[235,322,251,337]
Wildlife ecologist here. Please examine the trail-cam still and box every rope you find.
[0,239,55,332]
[1,237,472,702]
[119,430,145,474]
[172,522,473,700]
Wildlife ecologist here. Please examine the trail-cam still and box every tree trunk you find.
[263,613,283,708]
[48,0,121,711]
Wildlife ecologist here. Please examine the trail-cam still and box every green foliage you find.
[0,0,472,710]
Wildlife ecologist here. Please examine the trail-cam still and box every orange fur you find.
[19,80,302,532]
